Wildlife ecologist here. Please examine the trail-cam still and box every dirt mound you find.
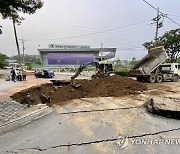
[11,75,147,106]
[52,75,147,104]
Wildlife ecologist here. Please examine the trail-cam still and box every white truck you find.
[129,46,180,83]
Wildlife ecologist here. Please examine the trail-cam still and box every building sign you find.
[48,53,94,65]
[48,44,90,49]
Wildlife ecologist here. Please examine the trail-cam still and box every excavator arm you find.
[71,61,100,80]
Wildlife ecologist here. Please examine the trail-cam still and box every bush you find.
[115,70,129,77]
[25,62,32,70]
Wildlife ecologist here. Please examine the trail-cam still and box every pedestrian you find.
[11,67,16,82]
[23,69,27,81]
[16,69,19,81]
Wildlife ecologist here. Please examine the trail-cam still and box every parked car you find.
[35,70,55,78]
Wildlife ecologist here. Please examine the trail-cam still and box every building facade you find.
[38,44,116,68]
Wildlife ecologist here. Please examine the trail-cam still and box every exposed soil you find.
[11,75,148,106]
[11,83,56,105]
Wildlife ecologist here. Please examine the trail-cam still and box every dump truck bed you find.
[130,46,168,76]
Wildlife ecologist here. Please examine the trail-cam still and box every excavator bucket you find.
[72,83,81,88]
[71,79,81,88]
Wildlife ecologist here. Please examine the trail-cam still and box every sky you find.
[0,0,180,60]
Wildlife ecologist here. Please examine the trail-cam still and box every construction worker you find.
[18,69,22,81]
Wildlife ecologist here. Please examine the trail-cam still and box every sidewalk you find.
[0,76,51,101]
[0,101,28,126]
[0,76,53,134]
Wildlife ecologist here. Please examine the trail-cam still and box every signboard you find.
[48,53,94,65]
[48,44,90,49]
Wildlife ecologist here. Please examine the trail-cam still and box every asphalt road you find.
[0,80,22,92]
[0,97,180,154]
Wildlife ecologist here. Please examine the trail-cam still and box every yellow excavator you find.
[71,61,113,87]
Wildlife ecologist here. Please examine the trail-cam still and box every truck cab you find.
[161,63,180,76]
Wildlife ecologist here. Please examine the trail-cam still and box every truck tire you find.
[137,76,143,81]
[172,75,179,82]
[148,75,156,83]
[156,75,163,83]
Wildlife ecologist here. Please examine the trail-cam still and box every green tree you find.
[0,0,44,23]
[0,53,8,68]
[10,54,40,63]
[0,0,43,74]
[130,57,137,66]
[143,28,180,63]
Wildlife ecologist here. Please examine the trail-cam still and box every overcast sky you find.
[0,0,179,60]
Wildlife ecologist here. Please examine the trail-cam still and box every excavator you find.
[71,61,114,87]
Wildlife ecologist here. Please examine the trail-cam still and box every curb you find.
[0,106,53,135]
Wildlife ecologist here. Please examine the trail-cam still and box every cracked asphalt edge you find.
[58,106,143,115]
[0,106,53,135]
[5,127,180,153]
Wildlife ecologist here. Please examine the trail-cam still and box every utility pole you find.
[19,38,26,64]
[143,1,164,43]
[13,20,23,72]
[151,7,164,45]
[100,43,103,62]
[155,8,160,41]
[12,53,14,67]
[0,25,2,34]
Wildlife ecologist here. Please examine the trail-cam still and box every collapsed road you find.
[1,75,180,153]
[11,75,147,105]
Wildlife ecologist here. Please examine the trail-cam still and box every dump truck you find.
[129,46,180,83]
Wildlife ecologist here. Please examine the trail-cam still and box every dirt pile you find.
[52,75,147,104]
[11,75,147,106]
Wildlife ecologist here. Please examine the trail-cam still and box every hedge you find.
[114,70,129,76]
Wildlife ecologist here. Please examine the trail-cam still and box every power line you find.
[27,21,151,41]
[143,0,180,27]
[22,9,154,32]
[1,43,15,47]
[166,17,180,26]
[168,14,180,18]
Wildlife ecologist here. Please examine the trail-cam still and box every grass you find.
[114,68,129,77]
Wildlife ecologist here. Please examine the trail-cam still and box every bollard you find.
[26,93,31,107]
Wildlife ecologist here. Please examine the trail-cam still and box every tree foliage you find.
[0,0,43,23]
[0,53,8,68]
[9,54,41,64]
[143,28,180,63]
